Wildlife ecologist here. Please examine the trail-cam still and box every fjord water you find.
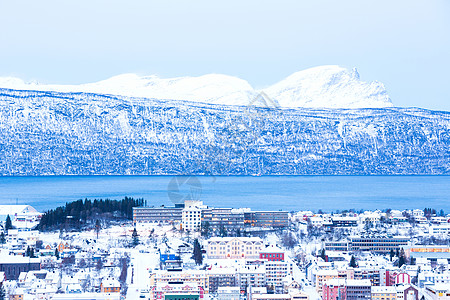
[0,176,448,213]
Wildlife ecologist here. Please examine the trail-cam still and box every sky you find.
[0,0,449,111]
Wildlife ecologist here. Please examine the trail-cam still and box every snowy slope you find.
[263,66,392,108]
[0,88,448,176]
[0,66,392,108]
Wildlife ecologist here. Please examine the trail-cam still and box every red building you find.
[322,279,347,300]
[259,245,285,261]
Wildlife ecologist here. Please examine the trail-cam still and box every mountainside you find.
[0,88,448,175]
[0,66,392,108]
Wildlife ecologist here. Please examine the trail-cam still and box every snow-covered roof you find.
[260,244,285,254]
[371,286,396,293]
[0,205,39,216]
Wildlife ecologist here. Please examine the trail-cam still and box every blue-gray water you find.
[0,176,448,213]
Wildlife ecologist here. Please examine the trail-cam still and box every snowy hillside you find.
[0,88,448,175]
[0,66,392,108]
[264,66,392,108]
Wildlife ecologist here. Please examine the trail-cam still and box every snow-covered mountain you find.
[264,66,392,108]
[0,88,448,176]
[0,66,392,108]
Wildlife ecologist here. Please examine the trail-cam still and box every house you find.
[260,245,285,262]
[100,277,121,293]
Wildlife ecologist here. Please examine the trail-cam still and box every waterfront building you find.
[202,208,245,232]
[133,206,182,224]
[244,211,289,228]
[182,201,206,232]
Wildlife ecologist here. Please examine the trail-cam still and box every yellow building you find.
[371,286,397,300]
[315,270,339,293]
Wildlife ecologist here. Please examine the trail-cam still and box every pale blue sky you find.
[0,0,449,110]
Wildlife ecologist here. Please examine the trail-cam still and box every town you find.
[1,200,450,300]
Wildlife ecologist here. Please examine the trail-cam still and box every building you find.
[100,277,121,293]
[151,270,208,293]
[322,279,371,300]
[349,236,409,253]
[0,205,41,222]
[0,256,40,280]
[331,217,358,227]
[207,268,237,294]
[315,270,339,293]
[202,208,245,233]
[430,224,450,236]
[324,241,350,252]
[353,268,382,286]
[217,287,240,300]
[152,282,204,300]
[133,206,182,224]
[206,237,263,259]
[404,246,450,265]
[371,286,397,300]
[424,284,450,300]
[182,201,206,232]
[238,265,266,291]
[345,279,371,300]
[244,211,289,228]
[260,245,285,262]
[264,260,293,291]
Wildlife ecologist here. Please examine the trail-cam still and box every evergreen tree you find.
[349,255,357,268]
[5,215,13,231]
[193,239,203,265]
[0,232,5,244]
[201,221,210,237]
[55,248,60,259]
[390,249,394,261]
[0,283,5,300]
[26,246,31,257]
[399,255,406,267]
[320,249,327,261]
[219,224,227,237]
[132,228,139,247]
[95,219,101,239]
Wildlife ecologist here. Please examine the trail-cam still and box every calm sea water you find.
[0,176,448,213]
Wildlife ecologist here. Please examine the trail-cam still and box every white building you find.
[206,237,263,259]
[430,224,450,236]
[264,260,294,289]
[239,265,266,288]
[218,287,240,300]
[182,201,206,232]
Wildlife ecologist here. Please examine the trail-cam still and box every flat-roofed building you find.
[349,236,409,253]
[244,211,289,228]
[133,206,182,224]
[371,286,396,300]
[202,208,245,233]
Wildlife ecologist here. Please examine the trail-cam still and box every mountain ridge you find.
[0,87,448,176]
[0,65,392,109]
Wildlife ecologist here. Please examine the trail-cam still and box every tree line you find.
[38,197,145,231]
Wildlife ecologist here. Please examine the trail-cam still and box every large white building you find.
[182,201,207,232]
[206,237,263,259]
[0,205,41,228]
